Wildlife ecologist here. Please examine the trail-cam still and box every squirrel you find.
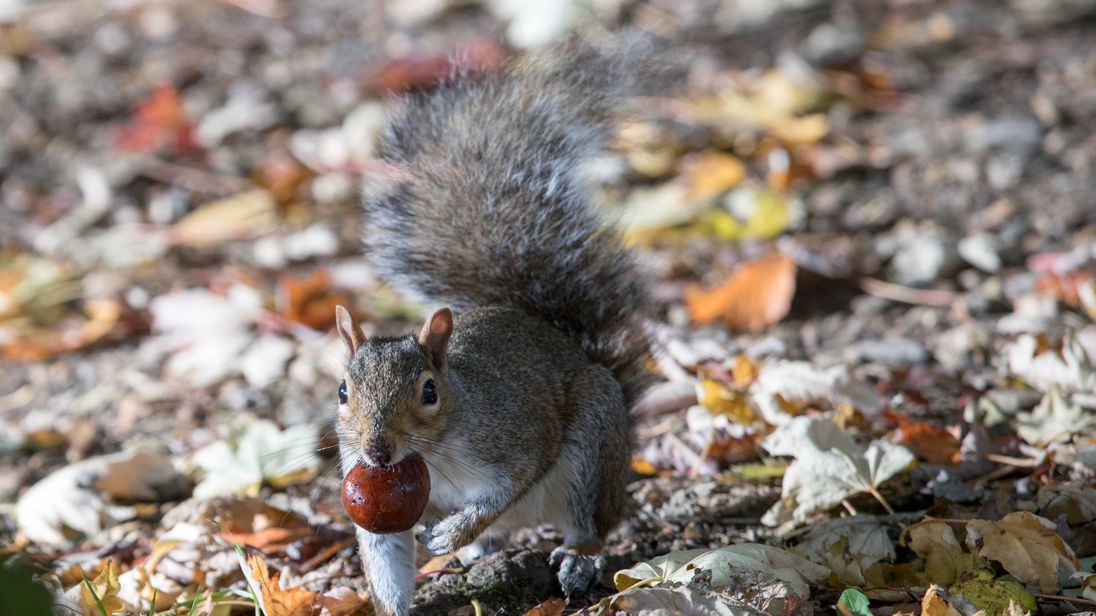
[333,35,657,616]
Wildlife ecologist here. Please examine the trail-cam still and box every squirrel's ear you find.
[417,307,453,370]
[335,305,365,357]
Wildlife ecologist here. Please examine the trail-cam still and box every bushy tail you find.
[361,34,657,407]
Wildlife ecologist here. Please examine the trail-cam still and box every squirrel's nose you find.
[364,442,392,466]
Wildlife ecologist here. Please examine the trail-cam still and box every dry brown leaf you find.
[248,554,319,616]
[921,585,962,616]
[1,298,124,362]
[79,559,124,616]
[903,520,974,584]
[966,511,1080,593]
[221,526,316,555]
[522,598,566,616]
[170,189,278,245]
[317,586,369,616]
[277,269,353,331]
[685,254,797,331]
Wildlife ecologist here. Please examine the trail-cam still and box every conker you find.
[341,452,430,533]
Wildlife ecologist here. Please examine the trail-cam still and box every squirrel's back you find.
[362,36,655,407]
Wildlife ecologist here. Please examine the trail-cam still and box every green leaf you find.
[837,589,872,616]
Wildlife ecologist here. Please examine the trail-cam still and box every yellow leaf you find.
[949,569,1037,616]
[904,520,975,584]
[146,539,182,573]
[247,554,318,616]
[966,512,1080,593]
[679,151,746,202]
[701,188,797,242]
[171,190,278,245]
[771,114,829,145]
[697,378,753,424]
[80,560,123,616]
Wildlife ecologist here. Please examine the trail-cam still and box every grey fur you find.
[362,35,656,408]
[346,37,658,616]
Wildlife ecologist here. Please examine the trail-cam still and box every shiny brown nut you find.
[341,452,430,533]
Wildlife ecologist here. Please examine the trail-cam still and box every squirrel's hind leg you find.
[549,366,630,595]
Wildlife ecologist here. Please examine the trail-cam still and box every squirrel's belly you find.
[420,444,504,513]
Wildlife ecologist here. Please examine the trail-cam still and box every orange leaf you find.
[1,298,125,361]
[888,412,961,465]
[220,526,315,554]
[685,254,797,331]
[248,555,318,616]
[374,38,503,95]
[277,270,353,331]
[523,598,566,616]
[115,85,198,154]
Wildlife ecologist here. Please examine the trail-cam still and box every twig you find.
[298,537,355,573]
[137,158,251,196]
[983,453,1043,467]
[860,278,957,307]
[1034,593,1096,607]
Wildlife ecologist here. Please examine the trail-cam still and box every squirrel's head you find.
[333,305,454,468]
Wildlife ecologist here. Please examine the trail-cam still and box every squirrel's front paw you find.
[415,513,475,556]
[549,545,606,596]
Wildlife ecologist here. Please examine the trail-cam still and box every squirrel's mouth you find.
[362,446,409,468]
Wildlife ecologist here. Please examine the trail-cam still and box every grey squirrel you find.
[333,35,656,616]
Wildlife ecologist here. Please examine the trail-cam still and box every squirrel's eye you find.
[421,379,437,405]
[338,380,348,405]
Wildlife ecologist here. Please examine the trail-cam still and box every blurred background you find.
[2,0,1096,614]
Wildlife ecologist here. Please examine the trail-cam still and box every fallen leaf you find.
[221,526,316,555]
[318,586,369,616]
[1035,482,1096,524]
[79,560,124,616]
[115,85,199,154]
[795,516,894,586]
[888,414,961,465]
[679,151,746,202]
[761,416,916,525]
[750,360,883,426]
[16,448,188,546]
[966,511,1081,593]
[1016,386,1096,447]
[948,569,1037,616]
[247,555,318,616]
[686,254,797,331]
[277,269,353,331]
[523,597,566,616]
[836,588,873,616]
[614,543,830,598]
[373,38,503,94]
[150,284,263,387]
[903,520,975,584]
[189,418,321,498]
[610,586,749,616]
[702,187,801,242]
[1005,333,1096,395]
[1,298,125,362]
[920,585,962,616]
[170,190,279,245]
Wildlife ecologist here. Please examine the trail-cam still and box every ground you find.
[1,0,1095,615]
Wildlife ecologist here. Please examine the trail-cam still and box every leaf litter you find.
[3,0,1096,615]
